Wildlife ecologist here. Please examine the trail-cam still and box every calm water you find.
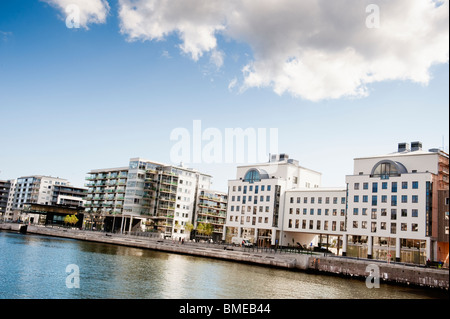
[0,231,447,299]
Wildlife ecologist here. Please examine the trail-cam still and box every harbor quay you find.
[2,223,448,291]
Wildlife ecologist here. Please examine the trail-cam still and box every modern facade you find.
[345,142,449,264]
[194,189,227,241]
[84,157,218,240]
[224,143,449,266]
[283,187,347,253]
[0,180,12,219]
[224,153,322,247]
[11,175,86,224]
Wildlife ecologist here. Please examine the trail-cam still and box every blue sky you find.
[0,0,448,192]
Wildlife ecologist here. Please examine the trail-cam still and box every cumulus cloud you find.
[43,0,110,29]
[116,0,449,101]
[118,0,229,61]
[44,0,447,101]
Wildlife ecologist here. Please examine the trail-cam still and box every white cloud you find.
[118,0,229,62]
[43,0,110,29]
[52,0,447,101]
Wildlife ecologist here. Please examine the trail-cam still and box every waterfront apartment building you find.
[84,158,221,240]
[10,175,86,224]
[224,143,449,265]
[345,142,449,264]
[0,180,12,219]
[224,153,322,247]
[194,189,227,242]
[283,187,347,253]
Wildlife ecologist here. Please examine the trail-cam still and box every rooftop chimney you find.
[398,142,410,152]
[411,141,422,152]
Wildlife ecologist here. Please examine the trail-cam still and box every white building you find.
[283,188,347,252]
[224,143,448,265]
[224,154,322,246]
[345,142,448,264]
[85,157,213,240]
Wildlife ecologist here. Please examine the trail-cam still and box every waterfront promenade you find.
[1,223,448,290]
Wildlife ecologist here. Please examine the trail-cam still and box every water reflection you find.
[0,232,447,299]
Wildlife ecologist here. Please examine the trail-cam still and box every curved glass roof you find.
[371,160,407,178]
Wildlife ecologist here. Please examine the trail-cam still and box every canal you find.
[0,231,447,299]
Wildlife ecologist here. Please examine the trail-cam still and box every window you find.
[363,195,368,203]
[354,183,360,190]
[382,182,388,190]
[304,197,308,204]
[362,208,368,215]
[317,220,321,230]
[325,197,330,204]
[371,222,377,232]
[372,182,378,193]
[372,161,403,178]
[295,220,299,229]
[391,195,397,206]
[412,181,419,189]
[412,195,418,203]
[402,181,408,189]
[392,182,397,193]
[302,220,306,229]
[353,208,359,215]
[391,209,397,220]
[261,185,265,191]
[372,195,377,206]
[267,185,271,191]
[380,222,386,230]
[333,197,337,204]
[311,197,315,204]
[391,223,396,234]
[309,220,314,230]
[296,208,300,215]
[381,208,387,217]
[290,197,294,203]
[297,197,301,203]
[353,221,358,229]
[401,195,408,203]
[363,183,368,190]
[401,223,407,231]
[318,197,322,204]
[289,208,293,214]
[354,195,359,203]
[381,195,387,203]
[371,209,377,219]
[412,209,418,217]
[310,208,314,215]
[318,209,322,215]
[266,196,270,201]
[303,208,307,215]
[243,186,247,194]
[401,209,407,217]
[412,224,418,232]
[244,169,261,183]
[341,197,346,204]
